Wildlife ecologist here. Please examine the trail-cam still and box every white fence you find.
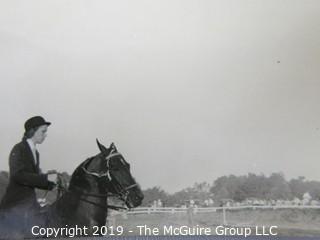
[127,205,320,215]
[126,205,320,226]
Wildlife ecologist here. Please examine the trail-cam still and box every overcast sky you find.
[1,1,320,193]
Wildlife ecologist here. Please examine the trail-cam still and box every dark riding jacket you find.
[0,140,54,211]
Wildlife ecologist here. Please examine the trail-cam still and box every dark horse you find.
[0,140,143,239]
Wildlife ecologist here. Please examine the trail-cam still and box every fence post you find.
[223,207,227,225]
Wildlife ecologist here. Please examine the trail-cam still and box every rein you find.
[70,183,138,198]
[78,198,127,211]
[57,183,129,211]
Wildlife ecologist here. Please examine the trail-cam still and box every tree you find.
[141,186,168,207]
[289,176,306,199]
[0,171,9,199]
[267,173,292,200]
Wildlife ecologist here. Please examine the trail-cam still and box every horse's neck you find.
[51,191,79,219]
[52,187,108,227]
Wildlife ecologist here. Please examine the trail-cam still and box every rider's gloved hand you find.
[47,173,57,183]
[46,170,59,190]
[47,170,58,186]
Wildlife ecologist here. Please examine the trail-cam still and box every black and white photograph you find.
[0,1,320,239]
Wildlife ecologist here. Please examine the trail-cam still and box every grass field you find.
[109,208,320,237]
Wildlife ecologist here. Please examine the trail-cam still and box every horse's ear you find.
[96,139,108,154]
[110,142,118,152]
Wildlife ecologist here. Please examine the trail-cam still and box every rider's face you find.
[32,125,48,144]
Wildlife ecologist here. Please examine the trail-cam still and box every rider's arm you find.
[9,144,55,190]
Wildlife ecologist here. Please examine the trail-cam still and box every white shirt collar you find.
[26,138,37,151]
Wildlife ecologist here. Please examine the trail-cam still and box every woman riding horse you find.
[0,116,57,231]
[0,118,144,238]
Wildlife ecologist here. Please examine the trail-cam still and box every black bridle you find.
[58,151,138,212]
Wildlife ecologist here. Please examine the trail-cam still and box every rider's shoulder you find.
[10,141,28,153]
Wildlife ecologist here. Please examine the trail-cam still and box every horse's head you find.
[96,140,144,208]
[69,140,143,209]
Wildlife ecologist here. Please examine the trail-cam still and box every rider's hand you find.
[47,173,57,184]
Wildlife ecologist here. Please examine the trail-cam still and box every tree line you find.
[142,173,320,207]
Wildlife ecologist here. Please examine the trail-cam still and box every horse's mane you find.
[68,156,95,190]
